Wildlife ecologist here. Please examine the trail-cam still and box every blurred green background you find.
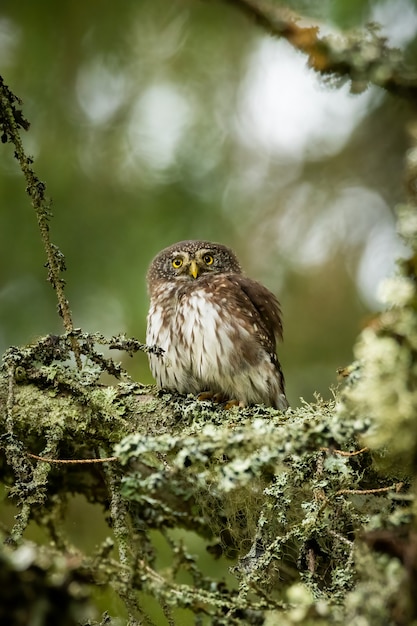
[1,0,415,404]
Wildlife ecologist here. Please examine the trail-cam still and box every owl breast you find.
[146,281,287,409]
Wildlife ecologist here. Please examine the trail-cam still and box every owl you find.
[146,240,288,411]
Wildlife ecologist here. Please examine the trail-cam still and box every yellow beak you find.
[189,260,199,279]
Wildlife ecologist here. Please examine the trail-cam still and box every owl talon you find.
[197,393,243,410]
[224,399,246,409]
[197,391,226,403]
[197,391,214,401]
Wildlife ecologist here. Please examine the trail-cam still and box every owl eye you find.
[172,257,183,269]
[203,254,214,265]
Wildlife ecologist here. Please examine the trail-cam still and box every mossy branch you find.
[221,0,417,97]
[0,325,415,623]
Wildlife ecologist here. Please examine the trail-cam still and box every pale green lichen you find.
[397,203,417,247]
[377,275,416,307]
[339,208,417,474]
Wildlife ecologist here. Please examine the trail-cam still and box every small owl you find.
[146,240,288,411]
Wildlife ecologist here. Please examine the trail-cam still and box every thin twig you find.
[5,365,15,433]
[28,453,119,464]
[103,455,144,623]
[336,483,403,496]
[320,446,369,457]
[0,76,81,367]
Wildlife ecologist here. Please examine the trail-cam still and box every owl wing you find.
[227,274,283,349]
[181,272,287,408]
[230,275,287,409]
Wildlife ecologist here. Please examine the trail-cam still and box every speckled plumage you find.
[146,240,288,410]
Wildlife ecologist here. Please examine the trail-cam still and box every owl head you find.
[147,240,242,285]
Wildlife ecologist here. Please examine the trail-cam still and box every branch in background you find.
[222,0,417,98]
[0,76,81,367]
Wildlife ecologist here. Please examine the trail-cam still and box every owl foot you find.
[197,391,226,403]
[224,399,246,409]
[197,392,244,409]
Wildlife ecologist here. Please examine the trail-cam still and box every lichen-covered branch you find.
[0,318,415,623]
[221,0,417,97]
